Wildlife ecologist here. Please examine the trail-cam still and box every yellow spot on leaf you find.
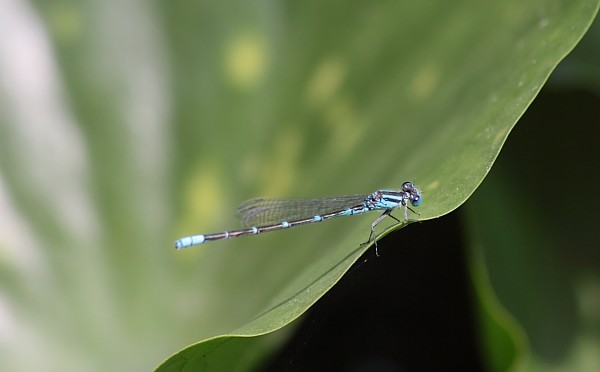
[48,3,82,45]
[306,57,346,107]
[224,33,266,90]
[177,166,224,238]
[410,64,439,100]
[324,97,365,156]
[260,129,303,196]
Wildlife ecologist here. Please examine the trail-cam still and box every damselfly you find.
[175,181,422,254]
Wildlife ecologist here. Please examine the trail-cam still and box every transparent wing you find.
[236,194,369,227]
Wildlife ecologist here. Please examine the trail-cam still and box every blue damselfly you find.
[175,181,422,254]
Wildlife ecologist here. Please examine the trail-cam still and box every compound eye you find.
[402,182,413,192]
[411,195,422,207]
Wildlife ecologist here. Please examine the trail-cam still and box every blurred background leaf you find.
[0,0,597,371]
[466,72,600,371]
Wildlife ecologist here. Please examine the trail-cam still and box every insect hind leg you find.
[363,209,397,257]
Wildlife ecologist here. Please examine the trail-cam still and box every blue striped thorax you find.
[367,182,422,210]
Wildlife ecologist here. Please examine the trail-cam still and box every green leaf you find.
[465,81,600,370]
[158,0,598,370]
